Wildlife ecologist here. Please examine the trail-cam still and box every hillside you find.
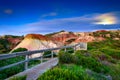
[46,30,120,43]
[1,30,120,54]
[37,39,120,80]
[0,30,120,80]
[11,34,59,57]
[0,35,23,54]
[7,38,120,80]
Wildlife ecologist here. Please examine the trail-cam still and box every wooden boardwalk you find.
[1,43,82,80]
[6,58,58,80]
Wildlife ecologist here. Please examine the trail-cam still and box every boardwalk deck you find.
[1,43,84,80]
[6,58,58,80]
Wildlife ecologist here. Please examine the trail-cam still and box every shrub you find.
[37,67,93,80]
[0,64,24,80]
[100,48,120,59]
[58,50,110,74]
[66,47,74,54]
[74,52,110,74]
[75,50,88,54]
[85,69,107,80]
[43,51,57,58]
[89,50,115,63]
[0,56,24,80]
[0,55,41,80]
[59,47,74,54]
[0,47,28,79]
[12,48,27,53]
[10,75,26,80]
[58,51,73,63]
[0,38,10,53]
[108,64,120,80]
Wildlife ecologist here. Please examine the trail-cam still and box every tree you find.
[12,48,27,53]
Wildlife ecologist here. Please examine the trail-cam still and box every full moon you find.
[94,13,117,25]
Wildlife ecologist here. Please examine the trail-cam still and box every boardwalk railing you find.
[0,43,82,71]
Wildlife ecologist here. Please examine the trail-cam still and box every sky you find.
[0,0,120,35]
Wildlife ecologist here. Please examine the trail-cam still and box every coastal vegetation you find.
[38,39,120,80]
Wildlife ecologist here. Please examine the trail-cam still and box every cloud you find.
[41,12,57,17]
[1,12,120,35]
[93,13,117,25]
[23,12,120,34]
[4,9,13,14]
[21,15,95,34]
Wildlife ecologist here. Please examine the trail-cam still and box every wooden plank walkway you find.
[6,58,58,80]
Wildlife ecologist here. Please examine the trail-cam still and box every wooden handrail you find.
[0,43,81,71]
[0,43,79,60]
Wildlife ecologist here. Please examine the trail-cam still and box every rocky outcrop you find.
[12,34,58,51]
[51,31,77,45]
[11,30,120,55]
[11,34,59,58]
[7,38,23,49]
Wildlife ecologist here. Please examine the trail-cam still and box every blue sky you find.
[0,0,120,35]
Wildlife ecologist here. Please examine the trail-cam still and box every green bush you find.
[0,38,10,53]
[58,51,73,63]
[108,64,120,80]
[10,75,26,80]
[75,50,88,54]
[58,50,110,74]
[85,69,107,80]
[38,67,93,80]
[0,47,27,79]
[100,48,120,59]
[59,47,74,54]
[74,53,109,73]
[43,51,57,58]
[0,56,41,80]
[12,48,27,53]
[0,46,47,80]
[66,47,74,54]
[0,56,25,80]
[89,50,115,63]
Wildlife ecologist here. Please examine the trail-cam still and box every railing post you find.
[41,52,44,63]
[41,56,43,63]
[64,48,66,52]
[25,55,29,70]
[51,51,54,58]
[74,45,76,53]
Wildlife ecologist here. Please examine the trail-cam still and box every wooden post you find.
[51,51,54,58]
[74,46,76,53]
[25,55,29,70]
[41,56,43,63]
[41,52,44,63]
[64,48,66,52]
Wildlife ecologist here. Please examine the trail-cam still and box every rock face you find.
[51,31,77,45]
[7,38,22,49]
[12,34,58,51]
[11,30,120,57]
[74,32,95,42]
[0,35,23,53]
[11,34,58,58]
[52,31,102,44]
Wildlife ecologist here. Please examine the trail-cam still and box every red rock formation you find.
[11,34,58,52]
[51,31,77,44]
[11,30,120,53]
[75,36,95,42]
[7,38,22,44]
[96,30,108,32]
[25,34,48,40]
[7,38,23,49]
